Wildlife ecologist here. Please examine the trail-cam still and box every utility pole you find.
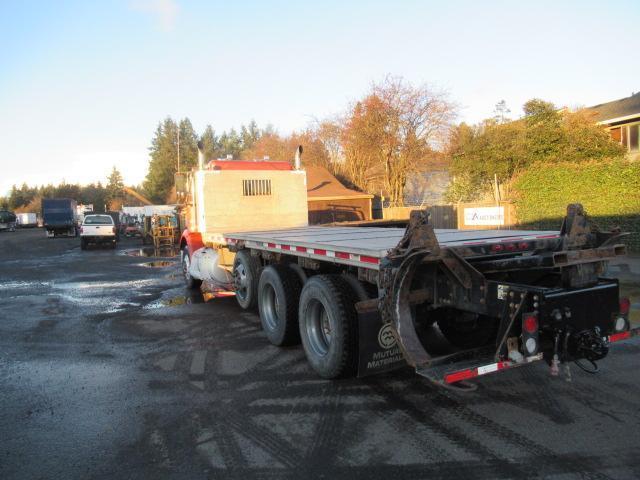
[177,127,180,173]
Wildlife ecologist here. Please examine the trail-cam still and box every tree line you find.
[3,77,623,211]
[144,76,457,206]
[1,167,126,214]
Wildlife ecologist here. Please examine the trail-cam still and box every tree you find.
[445,99,626,202]
[178,118,199,170]
[200,125,219,161]
[493,100,511,124]
[342,76,456,205]
[106,166,124,203]
[144,117,179,203]
[218,128,243,159]
[240,120,261,151]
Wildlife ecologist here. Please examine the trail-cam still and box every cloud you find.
[131,0,179,32]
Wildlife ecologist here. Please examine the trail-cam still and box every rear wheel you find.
[258,265,302,346]
[299,275,358,379]
[233,250,261,310]
[182,247,202,289]
[436,309,498,349]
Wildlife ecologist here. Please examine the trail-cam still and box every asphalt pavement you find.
[1,228,640,480]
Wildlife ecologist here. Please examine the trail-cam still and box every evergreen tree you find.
[200,124,218,161]
[144,117,179,203]
[106,166,125,203]
[240,120,261,151]
[178,118,199,170]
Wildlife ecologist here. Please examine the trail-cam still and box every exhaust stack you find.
[197,141,205,170]
[294,145,303,170]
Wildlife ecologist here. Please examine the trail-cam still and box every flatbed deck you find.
[225,226,560,269]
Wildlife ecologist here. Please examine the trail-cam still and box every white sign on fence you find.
[463,206,505,226]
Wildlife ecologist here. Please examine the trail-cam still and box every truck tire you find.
[258,264,302,346]
[182,247,202,289]
[233,250,261,310]
[299,275,358,379]
[436,309,498,349]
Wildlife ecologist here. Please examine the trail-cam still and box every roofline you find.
[307,194,374,201]
[596,112,640,125]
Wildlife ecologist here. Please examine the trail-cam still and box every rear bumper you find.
[82,236,116,243]
[440,326,640,385]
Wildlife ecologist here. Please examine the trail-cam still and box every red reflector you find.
[314,249,327,256]
[335,251,350,259]
[360,255,380,264]
[505,243,517,251]
[609,331,631,343]
[281,244,291,250]
[445,368,477,384]
[491,244,504,253]
[619,297,631,315]
[296,246,307,253]
[80,227,83,233]
[267,243,276,248]
[523,314,538,334]
[519,242,529,250]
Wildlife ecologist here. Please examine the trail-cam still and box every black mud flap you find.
[356,301,407,377]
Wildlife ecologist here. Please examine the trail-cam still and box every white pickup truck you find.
[80,214,117,250]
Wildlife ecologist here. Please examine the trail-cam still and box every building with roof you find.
[587,92,640,160]
[305,165,373,224]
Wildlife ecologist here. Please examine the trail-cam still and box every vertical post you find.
[177,128,180,173]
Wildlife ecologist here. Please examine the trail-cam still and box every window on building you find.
[242,179,272,196]
[622,126,628,148]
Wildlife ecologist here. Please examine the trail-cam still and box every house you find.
[305,165,373,224]
[588,92,640,160]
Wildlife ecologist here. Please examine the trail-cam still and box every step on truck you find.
[177,144,637,389]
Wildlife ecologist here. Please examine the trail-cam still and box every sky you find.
[1,0,638,196]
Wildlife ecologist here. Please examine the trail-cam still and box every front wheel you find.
[182,247,202,289]
[298,275,358,379]
[233,250,261,310]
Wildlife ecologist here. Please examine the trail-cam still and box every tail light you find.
[491,244,504,253]
[522,312,539,356]
[113,227,117,234]
[80,227,83,233]
[619,297,630,316]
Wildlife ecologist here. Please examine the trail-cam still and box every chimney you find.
[197,141,205,170]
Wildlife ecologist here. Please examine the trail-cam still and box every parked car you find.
[80,214,117,250]
[0,210,17,232]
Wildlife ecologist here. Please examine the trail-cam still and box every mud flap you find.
[355,301,407,377]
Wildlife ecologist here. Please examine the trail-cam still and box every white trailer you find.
[16,213,38,228]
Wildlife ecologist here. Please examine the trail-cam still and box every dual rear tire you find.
[233,252,358,379]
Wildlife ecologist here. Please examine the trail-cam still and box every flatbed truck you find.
[178,144,637,389]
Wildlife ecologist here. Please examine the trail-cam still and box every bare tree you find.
[342,76,457,205]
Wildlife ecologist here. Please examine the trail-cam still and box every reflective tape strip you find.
[226,238,381,269]
[609,331,631,343]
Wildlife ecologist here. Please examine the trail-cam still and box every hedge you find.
[512,159,640,251]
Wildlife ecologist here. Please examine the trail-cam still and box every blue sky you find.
[0,0,638,195]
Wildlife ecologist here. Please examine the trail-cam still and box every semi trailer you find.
[177,144,637,389]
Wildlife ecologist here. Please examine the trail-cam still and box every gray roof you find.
[587,92,640,123]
